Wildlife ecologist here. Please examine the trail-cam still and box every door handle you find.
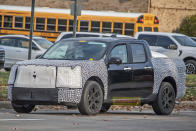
[124,67,132,71]
[16,50,22,52]
[144,66,152,69]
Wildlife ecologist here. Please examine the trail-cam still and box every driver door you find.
[107,44,133,99]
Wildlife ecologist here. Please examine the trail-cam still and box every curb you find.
[0,101,12,109]
[0,101,196,109]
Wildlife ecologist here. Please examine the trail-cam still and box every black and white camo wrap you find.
[8,59,108,103]
[8,57,186,103]
[151,58,186,99]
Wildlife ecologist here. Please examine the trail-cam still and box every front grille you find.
[0,50,5,60]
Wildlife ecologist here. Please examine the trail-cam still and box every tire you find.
[4,68,10,72]
[12,102,35,113]
[78,81,103,115]
[185,60,196,74]
[100,104,111,113]
[152,82,176,115]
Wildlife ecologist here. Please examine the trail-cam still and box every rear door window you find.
[138,35,157,46]
[130,44,146,63]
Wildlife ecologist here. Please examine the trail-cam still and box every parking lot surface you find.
[0,108,196,131]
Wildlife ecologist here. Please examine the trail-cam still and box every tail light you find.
[154,16,159,24]
[137,15,144,23]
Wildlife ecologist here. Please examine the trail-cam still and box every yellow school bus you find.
[0,5,159,42]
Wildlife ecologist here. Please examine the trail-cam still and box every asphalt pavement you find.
[0,108,196,131]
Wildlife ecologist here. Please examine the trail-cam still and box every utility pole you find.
[73,0,78,38]
[28,0,35,60]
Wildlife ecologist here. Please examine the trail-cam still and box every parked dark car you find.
[8,37,186,115]
[0,47,5,69]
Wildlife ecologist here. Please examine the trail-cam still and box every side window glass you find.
[131,44,146,63]
[157,36,175,49]
[47,18,56,31]
[17,39,29,48]
[15,16,23,28]
[138,35,157,46]
[102,22,111,33]
[4,16,13,28]
[36,18,45,31]
[110,45,127,63]
[91,21,100,32]
[0,38,16,47]
[17,39,38,49]
[113,22,123,34]
[25,17,31,30]
[80,21,89,32]
[125,23,134,36]
[58,19,67,32]
[138,27,143,32]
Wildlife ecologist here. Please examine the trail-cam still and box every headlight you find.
[56,66,82,88]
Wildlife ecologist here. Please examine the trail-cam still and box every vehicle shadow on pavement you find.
[31,110,156,116]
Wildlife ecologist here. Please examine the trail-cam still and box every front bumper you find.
[10,87,82,106]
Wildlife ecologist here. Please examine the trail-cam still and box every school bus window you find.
[47,18,56,31]
[36,18,45,31]
[69,20,74,31]
[15,16,23,28]
[80,20,88,32]
[25,17,31,30]
[154,27,158,32]
[91,21,100,32]
[113,22,123,34]
[138,27,142,32]
[144,27,152,32]
[125,23,134,36]
[58,19,67,32]
[0,15,2,27]
[102,22,111,33]
[4,16,13,28]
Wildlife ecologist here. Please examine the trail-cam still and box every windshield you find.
[33,38,53,49]
[172,35,196,47]
[42,40,107,60]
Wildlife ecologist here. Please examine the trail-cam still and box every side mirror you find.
[169,44,177,50]
[108,57,122,65]
[35,54,42,59]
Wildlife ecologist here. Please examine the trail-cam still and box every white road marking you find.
[0,119,45,121]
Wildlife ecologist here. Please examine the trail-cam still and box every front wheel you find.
[12,102,35,113]
[78,81,103,115]
[152,82,175,115]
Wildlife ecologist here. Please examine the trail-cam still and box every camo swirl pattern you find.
[151,58,186,99]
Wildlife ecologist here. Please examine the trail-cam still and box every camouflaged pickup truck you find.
[8,38,186,115]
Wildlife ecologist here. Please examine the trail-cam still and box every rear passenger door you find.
[128,43,154,98]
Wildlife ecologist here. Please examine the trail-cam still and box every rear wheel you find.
[185,60,196,74]
[12,102,35,113]
[78,81,103,115]
[152,82,175,115]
